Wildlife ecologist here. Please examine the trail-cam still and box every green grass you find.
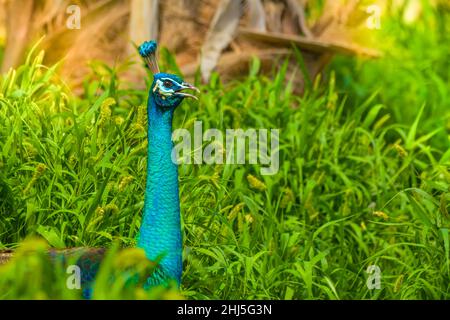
[0,4,449,300]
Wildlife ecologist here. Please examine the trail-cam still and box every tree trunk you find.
[1,0,33,73]
[128,0,159,54]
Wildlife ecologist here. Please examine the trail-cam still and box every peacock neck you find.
[137,94,182,285]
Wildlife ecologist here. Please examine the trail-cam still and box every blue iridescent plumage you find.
[0,40,199,299]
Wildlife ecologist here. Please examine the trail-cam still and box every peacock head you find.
[139,40,199,110]
[150,73,199,109]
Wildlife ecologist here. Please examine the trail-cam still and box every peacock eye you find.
[163,80,173,88]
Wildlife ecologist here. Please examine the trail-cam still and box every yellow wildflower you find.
[98,97,115,126]
[373,210,389,220]
[280,188,295,208]
[393,143,408,158]
[118,176,134,192]
[228,203,244,221]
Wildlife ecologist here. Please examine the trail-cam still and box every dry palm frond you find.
[239,27,382,58]
[313,0,367,41]
[183,48,291,81]
[41,0,130,79]
[1,0,131,78]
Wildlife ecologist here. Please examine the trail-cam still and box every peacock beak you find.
[175,82,200,100]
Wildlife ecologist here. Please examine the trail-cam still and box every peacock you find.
[0,40,199,298]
